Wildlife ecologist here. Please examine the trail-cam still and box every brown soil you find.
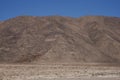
[0,16,120,64]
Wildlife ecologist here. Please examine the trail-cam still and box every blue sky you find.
[0,0,120,20]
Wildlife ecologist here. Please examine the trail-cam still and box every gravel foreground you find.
[0,64,120,80]
[2,77,120,80]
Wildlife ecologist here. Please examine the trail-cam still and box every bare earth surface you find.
[0,16,120,64]
[0,63,120,80]
[0,16,120,80]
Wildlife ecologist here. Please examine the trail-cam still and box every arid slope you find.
[0,16,120,63]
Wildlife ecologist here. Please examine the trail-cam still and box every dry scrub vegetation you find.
[0,64,120,80]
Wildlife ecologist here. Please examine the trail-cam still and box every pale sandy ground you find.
[0,63,120,80]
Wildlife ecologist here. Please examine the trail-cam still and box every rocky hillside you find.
[0,16,120,64]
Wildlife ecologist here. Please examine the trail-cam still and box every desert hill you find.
[0,16,120,63]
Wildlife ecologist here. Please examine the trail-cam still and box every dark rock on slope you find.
[0,16,120,64]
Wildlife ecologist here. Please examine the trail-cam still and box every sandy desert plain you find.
[0,63,120,80]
